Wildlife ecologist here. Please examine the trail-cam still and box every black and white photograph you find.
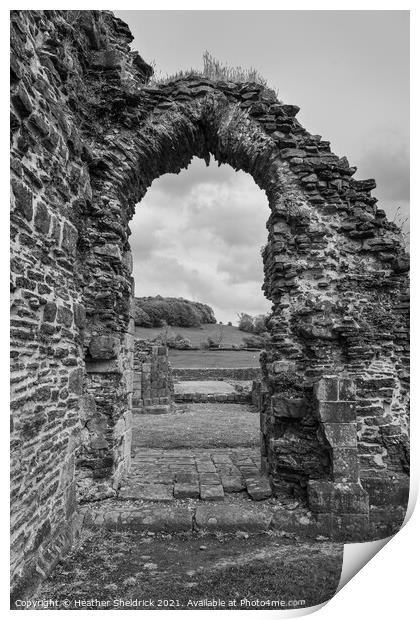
[8,5,413,615]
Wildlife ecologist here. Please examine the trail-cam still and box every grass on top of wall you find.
[149,51,279,98]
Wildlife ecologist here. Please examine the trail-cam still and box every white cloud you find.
[130,157,271,323]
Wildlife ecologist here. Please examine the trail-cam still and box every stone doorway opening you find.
[78,86,334,505]
[123,156,274,503]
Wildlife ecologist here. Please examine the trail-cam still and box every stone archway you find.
[76,69,410,529]
[10,10,409,596]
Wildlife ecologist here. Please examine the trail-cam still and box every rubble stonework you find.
[10,10,409,596]
[132,339,174,414]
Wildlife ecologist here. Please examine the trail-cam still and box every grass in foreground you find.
[37,532,342,610]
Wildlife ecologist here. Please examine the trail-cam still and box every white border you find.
[3,2,417,618]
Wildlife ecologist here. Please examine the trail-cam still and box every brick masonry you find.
[10,10,409,596]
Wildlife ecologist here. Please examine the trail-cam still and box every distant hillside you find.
[134,296,217,327]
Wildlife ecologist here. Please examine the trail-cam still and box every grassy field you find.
[135,323,250,347]
[168,349,260,368]
[133,403,259,450]
[135,324,261,368]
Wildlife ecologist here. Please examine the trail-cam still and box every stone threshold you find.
[80,499,406,542]
[82,502,298,534]
[174,392,250,404]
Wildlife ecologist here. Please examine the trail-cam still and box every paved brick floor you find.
[121,396,271,502]
[119,447,271,502]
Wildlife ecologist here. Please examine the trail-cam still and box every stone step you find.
[81,498,402,541]
[174,392,250,403]
[118,476,271,502]
[133,404,172,415]
[245,476,273,501]
[172,367,261,381]
[175,380,237,395]
[194,504,272,532]
[82,502,275,534]
[173,379,251,404]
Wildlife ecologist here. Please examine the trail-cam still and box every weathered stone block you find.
[62,222,78,254]
[338,378,356,401]
[43,302,57,323]
[111,507,192,532]
[89,335,120,360]
[28,112,50,138]
[174,482,199,499]
[368,506,406,539]
[34,202,51,234]
[195,505,272,531]
[280,148,307,158]
[330,483,369,514]
[57,305,73,327]
[307,480,333,513]
[221,475,246,493]
[73,303,86,329]
[308,480,369,516]
[122,250,133,272]
[314,513,333,537]
[322,423,357,447]
[11,84,33,117]
[31,519,51,552]
[200,484,224,501]
[331,514,370,542]
[50,216,61,244]
[314,376,338,401]
[272,510,329,538]
[11,179,33,221]
[361,476,410,508]
[93,244,122,260]
[68,368,83,395]
[317,401,356,423]
[282,104,300,117]
[175,472,199,483]
[245,476,272,500]
[196,461,217,473]
[272,395,307,418]
[272,360,295,373]
[79,395,97,423]
[331,447,359,482]
[199,473,221,485]
[91,49,125,69]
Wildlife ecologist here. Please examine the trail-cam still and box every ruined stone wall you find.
[11,10,86,595]
[133,340,173,414]
[10,9,151,595]
[10,9,410,593]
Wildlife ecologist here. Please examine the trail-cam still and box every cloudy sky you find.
[116,10,409,324]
